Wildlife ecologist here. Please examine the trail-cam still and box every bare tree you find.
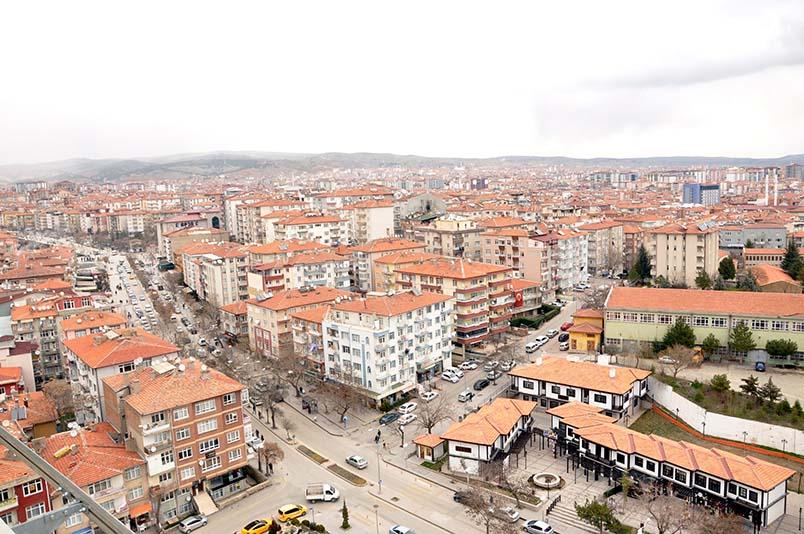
[279,415,297,441]
[314,380,362,419]
[639,488,692,534]
[582,286,609,309]
[461,486,520,534]
[496,342,519,365]
[692,508,749,534]
[262,381,287,429]
[416,395,453,434]
[42,379,74,419]
[487,462,533,509]
[660,345,697,378]
[275,353,308,397]
[260,442,284,475]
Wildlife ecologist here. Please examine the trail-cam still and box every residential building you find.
[479,228,546,278]
[623,224,644,272]
[567,309,604,353]
[42,423,151,532]
[603,287,804,364]
[322,291,454,405]
[64,328,179,422]
[272,214,348,246]
[219,300,248,339]
[578,221,624,276]
[310,186,395,211]
[247,287,352,358]
[682,183,721,205]
[0,265,66,289]
[719,224,787,249]
[508,356,651,420]
[103,358,248,526]
[0,337,37,396]
[510,278,541,318]
[181,242,250,307]
[59,310,127,345]
[156,211,223,257]
[291,305,330,377]
[395,258,513,347]
[0,391,58,439]
[533,230,589,292]
[438,398,536,475]
[646,222,719,287]
[246,252,351,297]
[341,200,395,244]
[744,247,804,268]
[371,251,441,293]
[416,215,483,260]
[348,238,426,293]
[0,367,23,396]
[750,265,802,294]
[0,453,52,529]
[162,226,229,265]
[246,240,330,266]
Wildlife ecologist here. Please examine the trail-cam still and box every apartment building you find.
[623,224,644,272]
[604,287,804,364]
[156,212,222,256]
[181,242,250,307]
[508,357,651,420]
[226,193,269,242]
[578,221,624,276]
[219,300,248,339]
[348,238,426,293]
[64,328,179,422]
[372,251,441,293]
[719,224,787,249]
[162,226,229,265]
[415,215,483,260]
[0,265,66,289]
[323,291,454,405]
[0,455,51,530]
[291,306,330,378]
[246,252,350,297]
[510,278,541,317]
[479,228,543,277]
[341,200,395,245]
[247,239,330,266]
[646,222,719,287]
[395,258,513,347]
[103,358,248,526]
[236,199,306,244]
[272,214,348,246]
[42,423,151,532]
[0,338,37,398]
[0,391,58,439]
[247,287,352,358]
[310,186,395,211]
[533,230,589,292]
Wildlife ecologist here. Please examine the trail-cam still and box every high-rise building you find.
[682,183,720,205]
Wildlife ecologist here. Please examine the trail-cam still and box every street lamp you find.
[781,439,787,452]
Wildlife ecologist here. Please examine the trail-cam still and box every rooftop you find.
[329,291,452,317]
[509,357,651,395]
[440,398,537,445]
[63,328,178,369]
[248,287,352,312]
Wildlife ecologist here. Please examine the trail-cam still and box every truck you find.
[305,483,340,503]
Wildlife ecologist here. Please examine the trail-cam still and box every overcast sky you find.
[2,1,803,164]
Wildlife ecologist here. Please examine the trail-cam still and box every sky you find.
[2,1,804,164]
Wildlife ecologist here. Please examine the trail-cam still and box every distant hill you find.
[1,150,803,182]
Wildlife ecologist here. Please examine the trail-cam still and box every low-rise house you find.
[0,367,23,395]
[0,391,58,439]
[508,357,651,420]
[567,309,604,353]
[0,337,37,395]
[0,452,51,529]
[750,264,802,294]
[439,398,537,475]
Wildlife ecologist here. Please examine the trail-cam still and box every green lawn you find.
[630,411,803,493]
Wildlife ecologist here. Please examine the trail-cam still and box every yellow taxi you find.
[241,518,274,534]
[277,504,308,522]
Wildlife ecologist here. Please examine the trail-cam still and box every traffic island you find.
[297,444,329,464]
[326,464,367,487]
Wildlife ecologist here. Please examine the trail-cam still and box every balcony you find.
[142,421,170,436]
[0,495,18,513]
[374,343,387,352]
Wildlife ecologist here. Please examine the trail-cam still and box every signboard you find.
[513,291,524,308]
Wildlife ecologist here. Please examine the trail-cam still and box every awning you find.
[130,501,152,517]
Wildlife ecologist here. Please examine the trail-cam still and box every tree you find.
[712,275,726,290]
[639,489,690,534]
[416,396,453,434]
[574,499,619,534]
[583,286,609,309]
[462,487,519,534]
[340,499,350,529]
[314,380,362,419]
[260,442,284,475]
[739,375,760,401]
[662,318,696,348]
[279,415,297,441]
[42,379,75,419]
[765,339,798,357]
[660,345,697,378]
[620,473,634,510]
[718,256,736,280]
[262,381,287,429]
[692,509,748,534]
[695,270,712,290]
[736,271,759,292]
[758,377,782,403]
[709,374,731,394]
[729,321,756,354]
[700,333,719,359]
[274,353,308,397]
[745,239,755,248]
[653,275,670,288]
[628,244,652,285]
[780,240,802,277]
[487,462,532,509]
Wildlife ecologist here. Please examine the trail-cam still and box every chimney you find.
[130,379,141,394]
[609,368,616,379]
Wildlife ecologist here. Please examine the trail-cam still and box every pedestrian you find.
[268,462,273,475]
[636,523,644,534]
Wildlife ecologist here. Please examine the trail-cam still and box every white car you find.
[398,413,417,426]
[459,361,478,370]
[546,329,559,338]
[534,335,549,346]
[246,435,264,450]
[523,520,553,534]
[398,402,417,414]
[441,373,459,383]
[494,506,520,523]
[420,391,439,402]
[525,341,539,353]
[444,367,464,378]
[346,455,368,469]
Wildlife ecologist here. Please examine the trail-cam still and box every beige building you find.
[348,238,426,293]
[341,200,395,245]
[415,215,483,260]
[246,251,351,297]
[578,221,624,276]
[163,226,229,265]
[181,243,250,307]
[479,228,545,279]
[372,251,441,293]
[646,223,719,287]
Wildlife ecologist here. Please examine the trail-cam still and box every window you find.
[522,380,534,390]
[662,465,673,478]
[118,362,135,373]
[26,502,45,520]
[227,430,240,444]
[197,418,218,434]
[158,472,172,483]
[223,393,236,406]
[639,313,654,323]
[455,446,472,453]
[0,511,15,526]
[201,456,221,472]
[124,466,141,481]
[173,407,189,421]
[229,448,243,462]
[176,428,190,441]
[160,490,175,503]
[225,412,238,424]
[711,317,727,328]
[694,473,707,488]
[199,438,220,454]
[151,412,165,424]
[177,447,193,461]
[180,467,195,481]
[551,385,560,394]
[692,316,709,327]
[622,312,637,322]
[593,393,606,403]
[738,487,747,498]
[195,399,216,415]
[606,312,621,321]
[771,320,788,331]
[674,471,687,484]
[748,490,758,503]
[22,479,42,496]
[160,450,174,465]
[657,315,672,324]
[616,453,626,464]
[65,513,83,527]
[566,388,576,397]
[100,500,115,512]
[128,486,143,501]
[707,479,721,493]
[750,319,767,330]
[0,488,9,502]
[646,460,656,472]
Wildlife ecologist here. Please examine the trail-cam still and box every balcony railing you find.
[0,495,18,513]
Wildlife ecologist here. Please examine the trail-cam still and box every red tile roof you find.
[248,287,352,312]
[396,257,511,280]
[60,311,126,332]
[509,357,650,395]
[64,328,178,369]
[331,291,452,317]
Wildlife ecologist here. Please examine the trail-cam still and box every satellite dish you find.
[178,364,186,372]
[69,430,78,438]
[201,364,208,372]
[150,446,156,453]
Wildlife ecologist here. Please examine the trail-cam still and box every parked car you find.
[346,455,368,469]
[459,361,478,370]
[486,370,502,381]
[557,332,570,342]
[241,519,274,534]
[441,372,460,383]
[246,435,264,450]
[453,491,470,503]
[493,506,520,523]
[305,483,340,503]
[178,515,207,533]
[534,335,549,346]
[523,519,554,534]
[546,328,559,338]
[389,526,415,534]
[525,341,539,353]
[398,402,417,414]
[658,356,678,365]
[457,390,475,402]
[379,412,401,425]
[398,413,417,426]
[420,391,439,402]
[483,361,499,371]
[444,367,464,378]
[499,360,516,371]
[560,321,574,331]
[473,379,490,391]
[277,504,307,522]
[559,341,570,351]
[755,361,767,372]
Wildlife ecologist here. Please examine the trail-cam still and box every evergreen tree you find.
[712,275,726,290]
[700,333,719,359]
[780,240,802,277]
[729,321,756,354]
[744,239,755,248]
[758,378,782,403]
[709,374,731,393]
[575,499,619,534]
[737,271,759,292]
[662,318,696,348]
[628,245,651,285]
[765,339,798,357]
[718,256,736,280]
[341,500,350,529]
[739,375,760,399]
[695,270,712,290]
[654,275,670,288]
